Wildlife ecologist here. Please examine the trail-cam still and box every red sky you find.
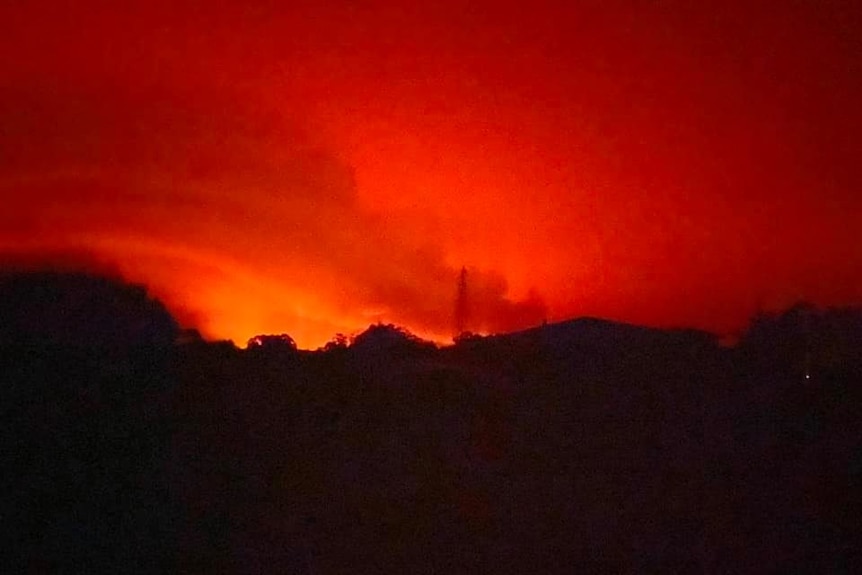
[1,0,860,348]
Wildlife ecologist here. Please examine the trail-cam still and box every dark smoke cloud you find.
[0,84,546,342]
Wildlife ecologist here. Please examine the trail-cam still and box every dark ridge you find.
[2,272,860,573]
[0,270,178,349]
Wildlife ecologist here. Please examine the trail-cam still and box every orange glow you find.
[1,1,860,348]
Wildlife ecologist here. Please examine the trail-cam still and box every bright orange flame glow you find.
[1,1,860,348]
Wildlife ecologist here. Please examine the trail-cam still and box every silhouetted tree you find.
[350,323,435,355]
[247,333,298,353]
[323,332,349,352]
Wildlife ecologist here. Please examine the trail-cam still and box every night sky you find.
[1,1,860,348]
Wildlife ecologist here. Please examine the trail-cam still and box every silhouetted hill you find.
[0,270,178,349]
[0,272,179,571]
[455,316,719,363]
[2,272,860,572]
[500,315,715,345]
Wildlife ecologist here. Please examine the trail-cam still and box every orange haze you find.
[1,1,860,348]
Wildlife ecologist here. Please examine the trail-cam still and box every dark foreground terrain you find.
[2,272,860,573]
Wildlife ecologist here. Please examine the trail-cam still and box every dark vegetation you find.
[2,272,860,573]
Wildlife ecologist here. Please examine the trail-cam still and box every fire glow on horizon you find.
[1,1,860,348]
